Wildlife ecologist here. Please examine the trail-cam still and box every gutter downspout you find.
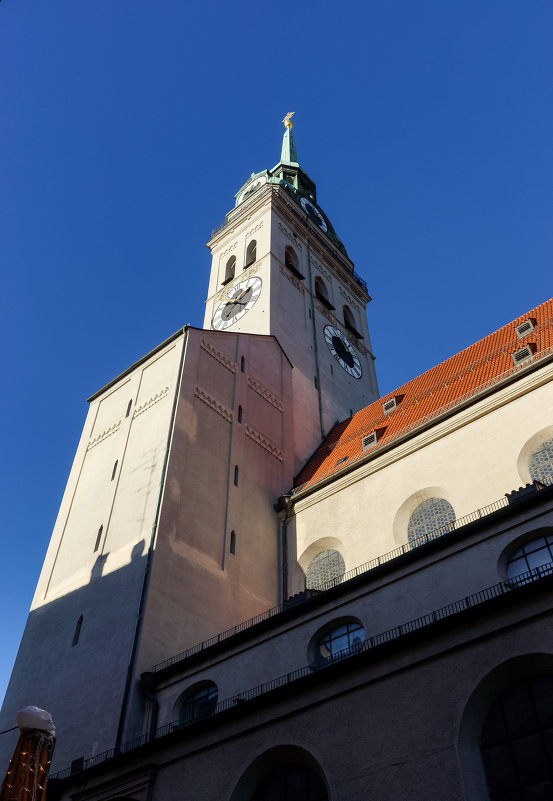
[114,326,189,753]
[307,241,325,439]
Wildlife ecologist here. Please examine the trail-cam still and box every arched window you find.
[245,240,257,268]
[343,305,362,339]
[305,549,345,590]
[530,438,553,483]
[314,277,335,311]
[251,764,328,801]
[407,497,455,545]
[284,246,304,279]
[507,534,553,583]
[315,620,364,661]
[481,675,553,798]
[223,256,236,285]
[179,681,218,725]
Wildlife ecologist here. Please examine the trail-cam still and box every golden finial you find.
[282,111,295,129]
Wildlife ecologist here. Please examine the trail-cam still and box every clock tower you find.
[204,115,379,472]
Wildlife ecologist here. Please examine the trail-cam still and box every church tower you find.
[0,118,379,774]
[204,114,379,470]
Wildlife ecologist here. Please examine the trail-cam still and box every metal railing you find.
[51,560,553,781]
[148,477,551,673]
[352,270,367,293]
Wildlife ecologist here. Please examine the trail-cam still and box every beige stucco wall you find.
[291,362,553,592]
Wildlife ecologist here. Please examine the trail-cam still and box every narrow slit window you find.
[314,375,318,389]
[230,531,236,555]
[126,400,132,418]
[237,405,243,423]
[234,465,239,486]
[94,525,103,553]
[111,460,118,481]
[240,356,245,373]
[72,615,83,647]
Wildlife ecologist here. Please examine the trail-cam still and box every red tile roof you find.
[295,298,553,492]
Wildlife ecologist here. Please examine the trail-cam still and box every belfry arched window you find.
[480,675,553,798]
[179,681,218,725]
[245,240,257,268]
[314,277,335,311]
[305,549,345,590]
[407,497,455,545]
[343,305,362,339]
[223,256,236,285]
[529,438,553,483]
[285,246,304,279]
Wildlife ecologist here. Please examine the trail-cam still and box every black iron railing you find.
[50,560,553,781]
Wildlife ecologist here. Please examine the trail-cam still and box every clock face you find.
[237,175,267,205]
[324,325,362,378]
[212,277,262,331]
[300,196,328,232]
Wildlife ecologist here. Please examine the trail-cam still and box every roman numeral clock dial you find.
[324,325,362,378]
[212,277,262,331]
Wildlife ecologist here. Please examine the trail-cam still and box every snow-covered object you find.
[16,707,55,735]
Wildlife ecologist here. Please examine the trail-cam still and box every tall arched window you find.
[305,549,345,590]
[343,305,362,339]
[179,681,218,725]
[507,534,553,583]
[223,256,236,285]
[481,675,553,798]
[245,240,257,268]
[251,764,328,801]
[407,497,456,545]
[314,277,335,311]
[285,246,304,279]
[530,438,553,483]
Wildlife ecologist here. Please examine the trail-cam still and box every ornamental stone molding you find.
[311,256,332,283]
[278,221,303,251]
[220,241,238,259]
[200,338,237,373]
[244,425,283,461]
[133,386,170,418]
[247,376,284,411]
[245,220,264,239]
[339,286,361,312]
[313,298,335,323]
[279,264,305,294]
[194,386,233,422]
[87,421,121,450]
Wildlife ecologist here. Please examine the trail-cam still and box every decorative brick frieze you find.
[220,241,238,259]
[87,421,121,450]
[244,425,283,461]
[278,221,303,250]
[247,376,284,411]
[200,338,237,373]
[279,263,305,294]
[194,386,233,422]
[339,285,361,312]
[245,220,264,239]
[133,386,170,418]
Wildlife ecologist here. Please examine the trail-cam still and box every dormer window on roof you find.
[515,319,536,338]
[512,344,536,366]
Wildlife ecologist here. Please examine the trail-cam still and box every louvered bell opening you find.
[515,320,535,338]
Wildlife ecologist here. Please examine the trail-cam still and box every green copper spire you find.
[281,111,299,165]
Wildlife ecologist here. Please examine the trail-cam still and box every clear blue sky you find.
[1,0,552,706]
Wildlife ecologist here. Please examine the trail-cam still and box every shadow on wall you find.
[0,542,149,775]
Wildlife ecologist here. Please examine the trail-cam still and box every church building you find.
[1,117,553,801]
